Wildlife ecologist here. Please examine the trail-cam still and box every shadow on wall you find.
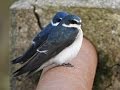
[0,0,17,90]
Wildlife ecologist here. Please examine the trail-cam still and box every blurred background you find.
[0,0,16,90]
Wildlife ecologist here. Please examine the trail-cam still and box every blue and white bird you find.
[13,14,83,77]
[12,11,68,64]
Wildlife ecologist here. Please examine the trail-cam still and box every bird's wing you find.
[12,25,51,64]
[12,43,37,64]
[13,28,78,76]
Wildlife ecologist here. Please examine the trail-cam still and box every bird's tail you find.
[11,44,36,64]
[11,56,22,64]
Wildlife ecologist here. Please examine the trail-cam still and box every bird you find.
[13,14,83,77]
[12,11,68,64]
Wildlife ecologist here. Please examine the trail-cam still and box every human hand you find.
[36,38,97,90]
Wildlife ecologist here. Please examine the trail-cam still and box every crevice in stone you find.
[103,63,120,89]
[109,63,120,69]
[104,83,112,89]
[33,5,43,30]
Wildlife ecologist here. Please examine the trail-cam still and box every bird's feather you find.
[12,24,52,64]
[11,12,69,64]
[13,27,78,76]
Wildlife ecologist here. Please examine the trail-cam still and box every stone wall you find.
[10,0,120,90]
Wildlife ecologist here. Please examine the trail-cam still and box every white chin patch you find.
[51,21,59,26]
[62,23,81,30]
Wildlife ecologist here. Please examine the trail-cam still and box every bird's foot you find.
[61,63,74,67]
[51,63,74,69]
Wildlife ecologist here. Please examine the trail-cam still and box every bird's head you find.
[61,15,82,30]
[51,11,68,26]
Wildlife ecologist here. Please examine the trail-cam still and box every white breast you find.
[34,28,83,72]
[51,28,83,65]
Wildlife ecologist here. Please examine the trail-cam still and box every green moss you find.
[93,51,113,90]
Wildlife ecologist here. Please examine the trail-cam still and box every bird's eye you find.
[56,18,62,22]
[70,20,78,24]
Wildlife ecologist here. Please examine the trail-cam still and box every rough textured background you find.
[10,0,120,90]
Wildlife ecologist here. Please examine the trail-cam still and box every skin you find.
[36,38,98,90]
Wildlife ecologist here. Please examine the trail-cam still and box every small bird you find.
[13,14,83,77]
[12,11,68,64]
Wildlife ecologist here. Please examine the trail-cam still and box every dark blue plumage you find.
[12,12,68,64]
[13,14,83,77]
